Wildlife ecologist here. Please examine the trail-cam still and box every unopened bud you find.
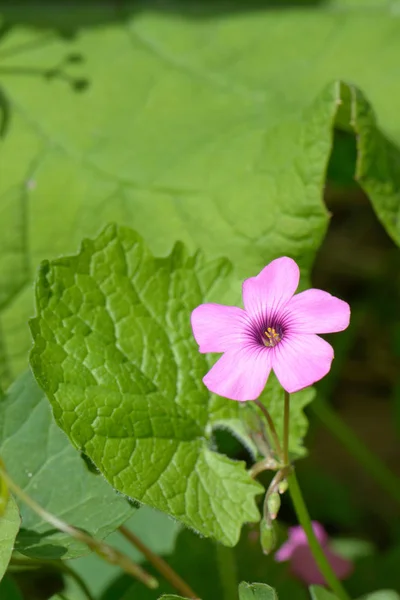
[260,518,276,555]
[278,479,288,494]
[267,491,281,520]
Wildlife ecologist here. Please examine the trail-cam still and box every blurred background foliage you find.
[1,1,400,599]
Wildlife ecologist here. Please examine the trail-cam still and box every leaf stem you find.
[119,525,199,599]
[254,399,283,461]
[10,557,95,600]
[287,469,351,600]
[311,397,400,508]
[283,390,290,466]
[0,462,158,590]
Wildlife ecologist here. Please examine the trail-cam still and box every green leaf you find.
[357,593,400,600]
[158,597,188,600]
[0,495,20,581]
[0,370,135,559]
[309,587,340,600]
[3,4,400,386]
[30,224,263,546]
[239,581,278,600]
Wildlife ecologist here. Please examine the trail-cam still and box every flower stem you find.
[283,390,290,466]
[119,525,199,599]
[311,396,400,508]
[254,399,283,461]
[287,469,351,600]
[0,462,158,590]
[10,557,95,600]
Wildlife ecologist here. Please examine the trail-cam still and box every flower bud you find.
[267,491,281,520]
[260,518,276,555]
[278,479,288,494]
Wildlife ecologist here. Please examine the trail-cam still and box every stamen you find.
[263,327,282,347]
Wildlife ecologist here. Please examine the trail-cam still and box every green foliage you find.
[0,495,20,581]
[158,597,187,600]
[0,371,135,559]
[357,593,400,600]
[66,507,180,600]
[111,521,306,600]
[2,4,400,389]
[0,575,23,600]
[30,224,263,545]
[309,587,340,600]
[239,581,279,600]
[2,3,400,598]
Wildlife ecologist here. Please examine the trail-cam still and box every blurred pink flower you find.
[191,257,350,401]
[275,522,353,585]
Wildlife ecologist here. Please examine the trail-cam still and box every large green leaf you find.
[2,4,400,385]
[0,495,20,581]
[239,581,278,600]
[0,370,135,559]
[30,224,263,546]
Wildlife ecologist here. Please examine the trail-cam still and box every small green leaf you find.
[309,586,340,600]
[158,596,188,600]
[239,581,278,600]
[0,370,135,559]
[30,224,262,546]
[0,495,20,581]
[357,592,400,600]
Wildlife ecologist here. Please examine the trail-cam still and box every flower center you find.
[263,326,282,347]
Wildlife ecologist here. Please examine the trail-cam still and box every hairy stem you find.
[283,390,290,466]
[287,469,351,600]
[119,525,199,599]
[254,399,283,461]
[0,462,158,590]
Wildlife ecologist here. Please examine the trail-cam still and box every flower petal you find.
[191,303,249,353]
[203,345,271,401]
[290,546,353,585]
[275,522,328,562]
[285,289,350,334]
[272,334,334,393]
[242,257,299,319]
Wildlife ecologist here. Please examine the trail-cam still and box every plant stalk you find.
[287,469,351,600]
[254,399,283,460]
[0,462,158,590]
[119,525,199,599]
[283,390,290,466]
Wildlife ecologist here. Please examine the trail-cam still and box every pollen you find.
[263,327,282,347]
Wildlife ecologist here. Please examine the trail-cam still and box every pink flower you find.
[275,522,353,585]
[191,257,350,401]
